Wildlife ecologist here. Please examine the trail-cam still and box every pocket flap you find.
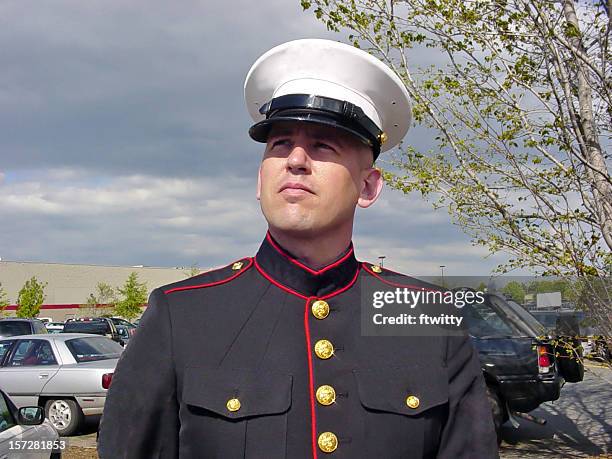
[183,366,293,419]
[353,366,448,416]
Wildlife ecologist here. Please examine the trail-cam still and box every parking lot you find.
[61,363,611,459]
[499,363,611,458]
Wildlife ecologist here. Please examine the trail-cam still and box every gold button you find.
[232,261,244,270]
[318,431,338,453]
[314,339,334,360]
[311,300,330,320]
[378,131,388,145]
[371,265,382,273]
[406,395,420,409]
[226,398,241,412]
[316,385,336,406]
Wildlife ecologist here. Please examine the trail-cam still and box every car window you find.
[0,340,15,362]
[63,321,109,334]
[0,321,32,337]
[32,321,48,334]
[65,337,123,362]
[531,312,558,330]
[505,301,547,336]
[113,318,134,327]
[117,327,129,338]
[488,295,541,337]
[8,340,57,366]
[463,297,526,338]
[0,393,16,433]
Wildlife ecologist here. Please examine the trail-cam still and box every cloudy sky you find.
[0,0,515,276]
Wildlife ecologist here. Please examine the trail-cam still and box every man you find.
[98,39,498,458]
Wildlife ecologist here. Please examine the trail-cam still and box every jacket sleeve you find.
[437,334,499,459]
[98,288,179,459]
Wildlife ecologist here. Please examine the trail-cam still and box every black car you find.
[0,318,48,338]
[62,317,121,344]
[531,309,610,362]
[463,293,583,442]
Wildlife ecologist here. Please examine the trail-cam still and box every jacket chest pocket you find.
[353,366,449,459]
[181,366,293,459]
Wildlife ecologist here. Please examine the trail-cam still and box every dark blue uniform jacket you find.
[98,233,499,458]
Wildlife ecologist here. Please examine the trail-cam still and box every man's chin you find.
[266,217,319,238]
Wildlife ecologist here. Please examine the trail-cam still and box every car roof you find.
[0,333,113,341]
[0,318,41,322]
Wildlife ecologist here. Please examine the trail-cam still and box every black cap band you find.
[249,94,383,159]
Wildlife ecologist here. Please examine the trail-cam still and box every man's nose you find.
[286,145,311,173]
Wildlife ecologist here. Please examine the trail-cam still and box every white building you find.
[0,260,205,321]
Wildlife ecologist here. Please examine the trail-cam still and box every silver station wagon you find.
[0,334,123,436]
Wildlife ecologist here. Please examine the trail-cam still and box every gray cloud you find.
[0,0,335,177]
[0,0,518,275]
[0,168,511,275]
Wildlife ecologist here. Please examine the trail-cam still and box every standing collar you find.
[254,232,360,298]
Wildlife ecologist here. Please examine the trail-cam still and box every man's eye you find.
[315,142,335,151]
[271,139,290,148]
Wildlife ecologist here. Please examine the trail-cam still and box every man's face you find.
[257,121,383,238]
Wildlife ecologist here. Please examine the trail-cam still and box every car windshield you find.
[463,295,528,338]
[0,322,31,337]
[111,318,133,327]
[65,337,123,362]
[63,321,108,334]
[531,312,558,330]
[506,301,546,336]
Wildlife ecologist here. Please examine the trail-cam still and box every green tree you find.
[184,264,201,278]
[502,281,526,303]
[476,282,487,292]
[16,277,47,318]
[114,273,148,321]
[0,283,9,316]
[301,0,611,337]
[83,282,117,317]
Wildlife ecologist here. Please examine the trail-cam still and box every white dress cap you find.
[244,39,412,154]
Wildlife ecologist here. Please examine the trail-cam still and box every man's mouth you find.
[279,182,314,194]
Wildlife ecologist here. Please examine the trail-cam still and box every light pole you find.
[439,265,446,287]
[378,256,386,268]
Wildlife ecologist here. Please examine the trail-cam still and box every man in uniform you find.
[98,39,498,458]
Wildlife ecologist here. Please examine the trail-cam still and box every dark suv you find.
[531,309,610,363]
[463,293,583,442]
[62,317,121,344]
[0,318,48,338]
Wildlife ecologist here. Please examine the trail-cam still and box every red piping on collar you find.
[254,259,308,299]
[255,259,361,300]
[163,258,254,294]
[362,262,441,292]
[320,265,361,300]
[266,232,354,276]
[304,297,318,459]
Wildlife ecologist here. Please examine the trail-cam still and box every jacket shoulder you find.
[161,257,253,295]
[360,261,443,291]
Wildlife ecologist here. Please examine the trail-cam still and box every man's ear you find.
[357,167,383,208]
[256,164,262,201]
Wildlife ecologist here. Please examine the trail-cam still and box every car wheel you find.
[44,399,83,436]
[486,385,505,446]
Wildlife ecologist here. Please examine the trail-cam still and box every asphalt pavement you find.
[499,363,611,458]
